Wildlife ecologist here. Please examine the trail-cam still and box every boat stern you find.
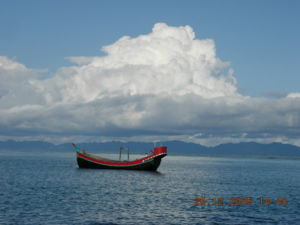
[153,146,167,156]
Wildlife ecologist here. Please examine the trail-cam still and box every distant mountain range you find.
[1,140,300,157]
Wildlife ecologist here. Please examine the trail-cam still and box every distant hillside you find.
[1,140,300,157]
[213,142,300,156]
[0,140,55,150]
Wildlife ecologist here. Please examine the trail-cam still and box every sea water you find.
[0,149,299,225]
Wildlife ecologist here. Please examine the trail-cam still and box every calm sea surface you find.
[0,149,299,225]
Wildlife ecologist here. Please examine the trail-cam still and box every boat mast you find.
[119,147,130,161]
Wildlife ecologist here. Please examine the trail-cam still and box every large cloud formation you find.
[1,23,300,146]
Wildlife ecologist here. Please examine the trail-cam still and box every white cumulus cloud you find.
[286,92,300,98]
[0,23,300,146]
[0,56,44,108]
[44,23,238,105]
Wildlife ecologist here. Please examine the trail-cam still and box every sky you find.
[0,0,300,146]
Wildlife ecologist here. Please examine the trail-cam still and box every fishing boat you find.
[72,143,167,171]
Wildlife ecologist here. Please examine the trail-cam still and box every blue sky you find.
[1,0,300,146]
[1,0,299,96]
